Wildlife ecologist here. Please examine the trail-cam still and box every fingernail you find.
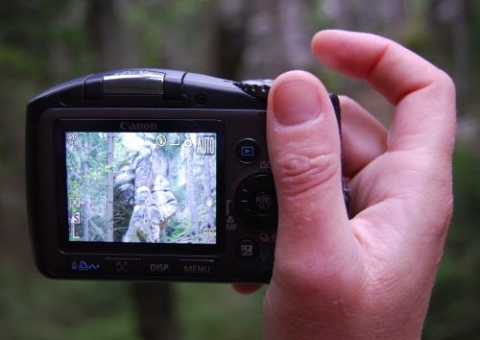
[273,78,321,126]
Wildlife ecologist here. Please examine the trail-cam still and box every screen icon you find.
[156,135,167,147]
[183,137,193,147]
[72,212,81,224]
[169,135,181,146]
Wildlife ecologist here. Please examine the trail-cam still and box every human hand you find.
[234,30,456,339]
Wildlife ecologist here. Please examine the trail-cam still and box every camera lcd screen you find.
[64,130,219,246]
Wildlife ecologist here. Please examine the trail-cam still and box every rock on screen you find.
[65,131,217,245]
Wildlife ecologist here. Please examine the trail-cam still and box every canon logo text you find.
[119,122,158,131]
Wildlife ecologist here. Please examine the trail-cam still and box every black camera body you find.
[26,69,342,283]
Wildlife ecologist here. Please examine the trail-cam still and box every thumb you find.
[267,71,354,279]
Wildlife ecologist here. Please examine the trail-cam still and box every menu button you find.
[180,260,215,277]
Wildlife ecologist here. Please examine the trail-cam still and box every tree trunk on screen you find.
[106,133,114,241]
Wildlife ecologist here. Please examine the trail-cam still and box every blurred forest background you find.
[0,0,479,339]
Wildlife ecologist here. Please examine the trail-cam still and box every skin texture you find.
[234,30,456,339]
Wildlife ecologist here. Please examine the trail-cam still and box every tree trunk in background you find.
[130,283,180,340]
[428,0,470,111]
[208,0,249,79]
[211,0,312,79]
[325,0,407,33]
[86,1,179,339]
[86,0,140,70]
[451,0,469,106]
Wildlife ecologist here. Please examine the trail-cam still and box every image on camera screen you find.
[65,131,217,245]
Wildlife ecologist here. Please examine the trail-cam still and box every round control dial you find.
[234,174,277,229]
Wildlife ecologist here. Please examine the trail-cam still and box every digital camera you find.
[26,69,344,283]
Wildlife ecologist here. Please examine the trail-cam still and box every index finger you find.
[311,30,456,155]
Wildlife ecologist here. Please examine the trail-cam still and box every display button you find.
[179,259,216,277]
[236,239,259,260]
[236,139,260,164]
[144,258,177,276]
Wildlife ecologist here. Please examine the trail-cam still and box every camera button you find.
[236,139,260,164]
[105,258,142,275]
[236,239,259,260]
[144,258,177,277]
[234,174,278,229]
[68,257,105,275]
[179,259,216,278]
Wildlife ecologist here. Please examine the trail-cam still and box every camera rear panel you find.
[26,69,342,283]
[27,69,278,283]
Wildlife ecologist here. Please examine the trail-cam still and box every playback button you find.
[236,139,260,164]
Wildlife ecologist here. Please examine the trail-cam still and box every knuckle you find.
[431,69,457,127]
[437,68,455,88]
[437,70,456,98]
[273,145,340,198]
